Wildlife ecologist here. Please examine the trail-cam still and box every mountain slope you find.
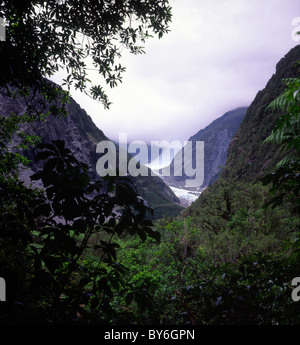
[184,45,300,218]
[0,86,183,219]
[163,107,247,190]
[225,45,300,183]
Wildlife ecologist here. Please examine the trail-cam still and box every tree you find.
[0,0,172,108]
[0,0,172,324]
[262,75,300,207]
[261,72,300,265]
[0,0,173,188]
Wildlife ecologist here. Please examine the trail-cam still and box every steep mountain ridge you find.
[184,45,300,218]
[162,107,247,190]
[225,45,300,183]
[0,86,183,219]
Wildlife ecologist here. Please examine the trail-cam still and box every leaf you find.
[125,292,134,305]
[79,277,91,288]
[36,142,58,152]
[44,158,60,173]
[134,291,152,311]
[34,203,51,217]
[142,227,160,241]
[42,255,62,273]
[30,171,42,181]
[90,297,100,310]
[109,277,120,291]
[46,186,56,200]
[73,219,87,232]
[141,219,153,227]
[53,140,66,154]
[138,229,147,242]
[35,150,55,161]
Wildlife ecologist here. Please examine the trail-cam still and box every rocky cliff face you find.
[0,86,183,219]
[225,45,300,183]
[183,45,300,219]
[162,107,247,190]
[204,127,232,184]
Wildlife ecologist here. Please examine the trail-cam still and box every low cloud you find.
[51,0,299,143]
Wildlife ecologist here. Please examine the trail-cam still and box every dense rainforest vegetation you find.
[0,1,299,326]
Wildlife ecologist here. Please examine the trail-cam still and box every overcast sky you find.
[51,0,300,144]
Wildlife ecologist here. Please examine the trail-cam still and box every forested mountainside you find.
[225,45,300,183]
[0,86,183,219]
[1,45,299,326]
[1,0,299,326]
[117,45,300,326]
[184,45,300,219]
[163,107,247,190]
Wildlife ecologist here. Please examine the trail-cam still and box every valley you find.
[0,0,299,326]
[169,185,202,206]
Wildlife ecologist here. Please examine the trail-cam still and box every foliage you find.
[112,119,300,324]
[184,178,295,243]
[0,140,161,324]
[1,1,300,326]
[262,76,300,207]
[115,213,300,325]
[223,46,300,184]
[0,0,172,324]
[0,0,172,108]
[93,47,300,326]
